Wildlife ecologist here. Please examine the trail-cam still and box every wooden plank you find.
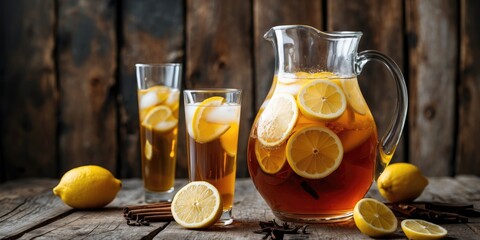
[0,180,72,239]
[328,0,406,165]
[57,0,117,174]
[406,0,459,176]
[186,0,253,177]
[0,0,57,180]
[17,179,174,239]
[253,0,323,111]
[456,0,480,175]
[119,0,185,178]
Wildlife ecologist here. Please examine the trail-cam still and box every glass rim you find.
[183,88,242,94]
[135,63,182,68]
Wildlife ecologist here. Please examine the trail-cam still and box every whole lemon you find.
[53,165,122,209]
[377,163,428,203]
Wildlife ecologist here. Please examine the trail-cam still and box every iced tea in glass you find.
[184,89,242,225]
[136,63,182,202]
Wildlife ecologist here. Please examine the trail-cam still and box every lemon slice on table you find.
[341,77,368,115]
[142,105,178,132]
[257,93,298,147]
[401,219,447,240]
[297,79,347,121]
[286,126,343,179]
[190,96,231,143]
[255,140,287,174]
[353,198,398,237]
[171,181,223,229]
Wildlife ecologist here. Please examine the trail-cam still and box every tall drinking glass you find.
[183,89,242,225]
[136,63,182,203]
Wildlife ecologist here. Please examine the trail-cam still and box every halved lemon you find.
[257,93,298,147]
[220,122,239,157]
[191,97,230,143]
[255,140,287,174]
[353,198,398,237]
[286,126,343,179]
[297,79,347,121]
[342,77,368,115]
[142,105,178,132]
[171,181,223,229]
[401,219,447,240]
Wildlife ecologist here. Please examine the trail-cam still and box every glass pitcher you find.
[247,25,407,222]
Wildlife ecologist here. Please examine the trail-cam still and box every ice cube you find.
[140,91,160,109]
[204,104,240,124]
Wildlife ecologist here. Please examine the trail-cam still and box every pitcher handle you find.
[355,50,408,177]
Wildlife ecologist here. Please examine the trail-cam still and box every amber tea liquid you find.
[247,73,378,221]
[138,87,180,196]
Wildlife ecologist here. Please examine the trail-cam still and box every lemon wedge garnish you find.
[142,105,178,132]
[189,97,231,143]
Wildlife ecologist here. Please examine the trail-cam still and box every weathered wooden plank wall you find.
[1,0,479,182]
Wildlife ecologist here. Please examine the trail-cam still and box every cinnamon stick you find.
[123,202,174,226]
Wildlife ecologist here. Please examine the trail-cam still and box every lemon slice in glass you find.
[171,181,223,229]
[190,97,231,143]
[142,105,178,132]
[220,122,239,157]
[255,140,286,174]
[401,219,447,240]
[286,126,343,179]
[341,77,368,115]
[257,93,298,147]
[297,79,347,121]
[353,198,398,237]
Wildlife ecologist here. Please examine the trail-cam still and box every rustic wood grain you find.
[253,0,323,111]
[0,185,72,239]
[56,0,117,174]
[17,180,183,239]
[119,0,185,178]
[0,178,479,239]
[328,0,407,165]
[456,0,480,175]
[406,0,458,176]
[186,0,253,178]
[0,0,57,180]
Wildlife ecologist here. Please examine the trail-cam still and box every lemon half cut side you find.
[171,181,223,229]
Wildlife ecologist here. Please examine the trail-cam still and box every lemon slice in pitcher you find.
[255,141,287,174]
[257,93,298,147]
[297,79,347,121]
[342,77,367,115]
[286,126,343,179]
[191,97,230,143]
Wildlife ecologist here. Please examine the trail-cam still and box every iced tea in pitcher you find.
[248,73,377,221]
[247,25,408,222]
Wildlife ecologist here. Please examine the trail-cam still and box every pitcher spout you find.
[264,25,363,77]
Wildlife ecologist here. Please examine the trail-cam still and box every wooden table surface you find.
[1,176,479,239]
